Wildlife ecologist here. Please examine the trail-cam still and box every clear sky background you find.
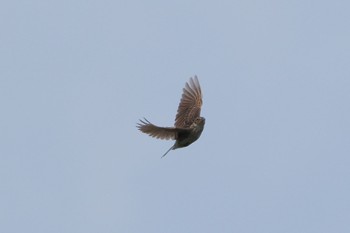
[1,1,349,232]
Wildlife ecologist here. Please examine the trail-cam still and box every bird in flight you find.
[137,76,205,158]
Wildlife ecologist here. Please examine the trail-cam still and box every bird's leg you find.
[161,145,175,158]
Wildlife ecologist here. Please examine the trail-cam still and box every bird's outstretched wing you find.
[137,118,189,140]
[174,76,202,128]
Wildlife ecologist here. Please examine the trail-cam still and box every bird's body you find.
[137,76,205,157]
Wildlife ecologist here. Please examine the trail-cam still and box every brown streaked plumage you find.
[137,76,205,157]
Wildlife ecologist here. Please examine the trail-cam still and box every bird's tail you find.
[161,145,175,158]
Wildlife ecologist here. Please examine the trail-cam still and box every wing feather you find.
[137,118,189,140]
[174,76,202,128]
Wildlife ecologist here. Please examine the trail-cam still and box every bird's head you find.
[192,117,205,128]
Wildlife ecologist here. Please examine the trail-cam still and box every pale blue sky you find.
[1,1,350,232]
